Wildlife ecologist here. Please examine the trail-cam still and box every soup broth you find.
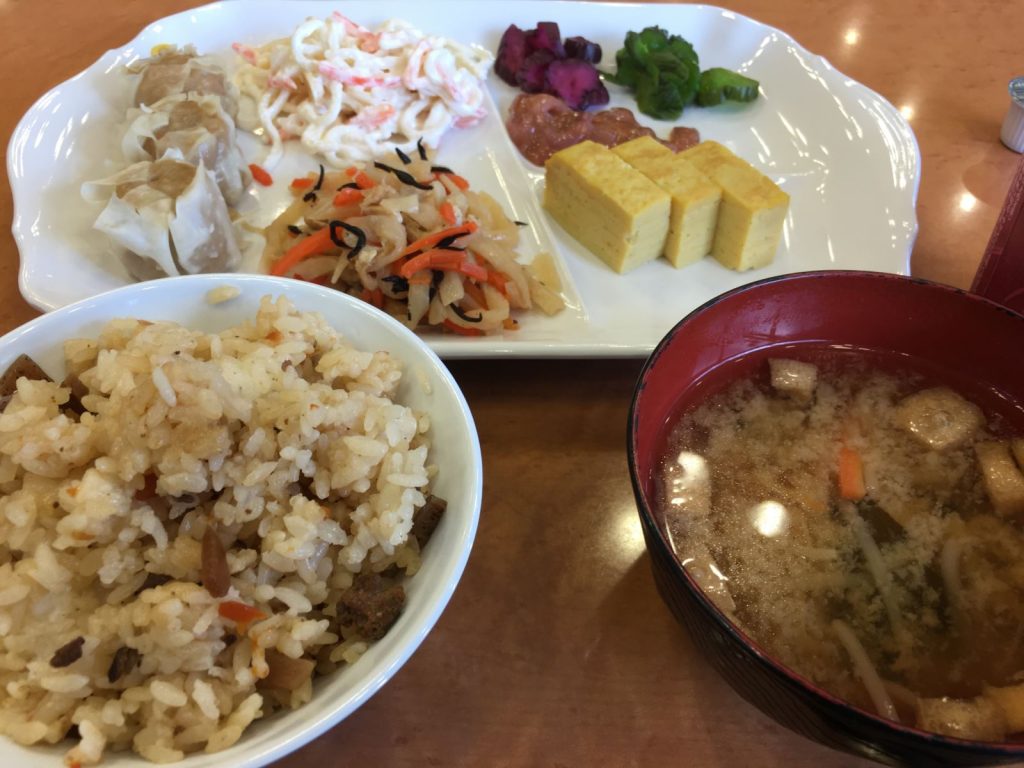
[657,352,1024,741]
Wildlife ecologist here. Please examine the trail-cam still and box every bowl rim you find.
[0,273,484,768]
[627,268,1024,756]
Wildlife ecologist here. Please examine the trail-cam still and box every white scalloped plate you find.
[8,1,919,357]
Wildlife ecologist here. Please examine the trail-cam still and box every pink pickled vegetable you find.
[545,59,609,110]
[518,50,557,93]
[496,22,607,111]
[495,24,528,85]
[564,36,602,64]
[525,22,565,58]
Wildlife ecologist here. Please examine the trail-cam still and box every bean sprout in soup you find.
[656,354,1024,741]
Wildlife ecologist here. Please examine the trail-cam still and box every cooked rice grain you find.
[0,296,432,763]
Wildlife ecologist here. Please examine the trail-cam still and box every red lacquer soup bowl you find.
[627,270,1024,767]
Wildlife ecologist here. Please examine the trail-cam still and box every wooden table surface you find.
[1,1,1022,766]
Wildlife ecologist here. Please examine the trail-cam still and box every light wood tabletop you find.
[1,1,1022,766]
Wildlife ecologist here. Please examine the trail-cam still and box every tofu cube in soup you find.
[985,683,1024,733]
[893,387,983,449]
[1013,438,1024,470]
[916,696,1008,741]
[974,441,1024,517]
[769,358,818,402]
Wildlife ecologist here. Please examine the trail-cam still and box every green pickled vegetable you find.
[610,47,644,88]
[696,68,761,107]
[602,26,760,119]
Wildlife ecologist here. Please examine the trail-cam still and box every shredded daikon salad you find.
[233,13,493,168]
[263,143,565,335]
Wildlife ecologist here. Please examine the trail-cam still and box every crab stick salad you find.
[233,13,493,167]
[263,142,565,335]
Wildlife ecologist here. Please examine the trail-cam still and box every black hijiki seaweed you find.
[287,225,303,235]
[429,269,443,301]
[395,147,412,165]
[329,220,367,260]
[336,181,360,191]
[381,274,409,294]
[373,161,433,190]
[302,164,327,202]
[514,220,528,226]
[401,232,467,260]
[450,303,483,323]
[430,165,454,175]
[416,137,428,161]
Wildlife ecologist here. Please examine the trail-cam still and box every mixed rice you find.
[0,296,440,763]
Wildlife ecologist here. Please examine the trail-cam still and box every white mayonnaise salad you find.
[233,13,494,167]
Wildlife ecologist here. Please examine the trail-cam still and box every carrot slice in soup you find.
[839,446,866,500]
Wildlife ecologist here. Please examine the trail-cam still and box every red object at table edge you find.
[973,153,1024,313]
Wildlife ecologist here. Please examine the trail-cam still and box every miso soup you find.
[657,354,1024,741]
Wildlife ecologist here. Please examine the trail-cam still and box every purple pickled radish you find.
[543,58,610,110]
[525,21,565,58]
[495,25,529,86]
[517,50,557,93]
[564,36,602,64]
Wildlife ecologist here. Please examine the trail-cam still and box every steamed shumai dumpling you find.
[130,45,238,118]
[82,154,241,280]
[122,93,251,206]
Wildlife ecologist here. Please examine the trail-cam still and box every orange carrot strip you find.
[401,222,478,257]
[270,227,335,276]
[249,164,273,186]
[439,201,458,225]
[486,270,508,295]
[399,248,489,282]
[436,172,470,190]
[343,166,375,189]
[448,174,470,190]
[290,177,314,190]
[443,319,483,336]
[463,280,487,309]
[359,288,384,308]
[838,446,866,500]
[407,274,432,286]
[502,317,519,331]
[333,187,364,207]
[458,260,489,282]
[218,601,268,624]
[399,249,464,277]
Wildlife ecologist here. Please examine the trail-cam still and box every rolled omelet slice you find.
[613,137,721,268]
[679,140,789,271]
[544,140,670,274]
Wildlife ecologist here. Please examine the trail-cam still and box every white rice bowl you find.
[0,274,481,768]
